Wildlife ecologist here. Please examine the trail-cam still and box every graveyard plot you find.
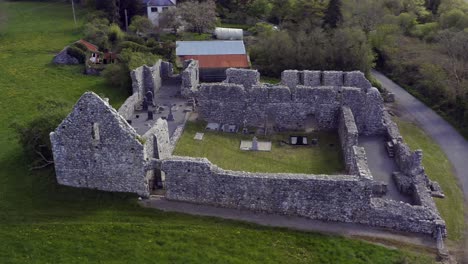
[174,121,345,174]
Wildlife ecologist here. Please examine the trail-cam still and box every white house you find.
[142,0,176,26]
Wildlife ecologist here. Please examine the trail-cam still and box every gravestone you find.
[142,98,148,111]
[167,107,174,121]
[251,137,258,151]
[147,110,153,120]
[145,91,154,105]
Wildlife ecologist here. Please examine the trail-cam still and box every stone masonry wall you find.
[118,93,139,120]
[162,156,373,223]
[161,156,444,236]
[225,68,260,90]
[197,79,385,135]
[142,118,171,183]
[181,60,199,97]
[50,92,149,197]
[338,106,359,173]
[131,60,162,100]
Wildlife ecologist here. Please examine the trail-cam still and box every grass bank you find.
[0,1,436,263]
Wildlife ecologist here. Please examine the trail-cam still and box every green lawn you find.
[0,1,437,263]
[396,119,465,242]
[174,121,344,174]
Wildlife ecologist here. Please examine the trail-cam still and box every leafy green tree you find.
[439,9,468,30]
[108,23,125,46]
[323,0,343,29]
[128,15,154,35]
[247,0,272,20]
[178,0,217,33]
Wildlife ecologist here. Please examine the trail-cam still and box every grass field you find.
[396,119,465,242]
[174,121,344,174]
[0,1,439,263]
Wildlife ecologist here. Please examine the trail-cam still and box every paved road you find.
[372,71,468,199]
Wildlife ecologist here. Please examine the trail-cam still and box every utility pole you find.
[71,0,77,27]
[124,9,129,32]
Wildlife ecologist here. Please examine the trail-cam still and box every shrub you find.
[101,63,131,90]
[124,34,146,45]
[440,9,468,30]
[118,41,151,53]
[410,22,439,40]
[128,15,154,35]
[12,103,67,170]
[108,23,125,45]
[66,46,86,63]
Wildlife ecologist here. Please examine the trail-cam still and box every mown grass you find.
[0,1,437,263]
[174,121,344,174]
[396,119,465,242]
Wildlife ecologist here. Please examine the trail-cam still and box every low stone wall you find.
[161,156,445,236]
[181,60,199,97]
[118,93,139,120]
[162,156,373,223]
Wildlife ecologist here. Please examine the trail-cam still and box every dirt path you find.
[141,196,437,252]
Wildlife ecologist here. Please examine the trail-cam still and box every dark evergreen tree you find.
[322,0,342,29]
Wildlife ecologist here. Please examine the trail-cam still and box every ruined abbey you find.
[50,60,447,240]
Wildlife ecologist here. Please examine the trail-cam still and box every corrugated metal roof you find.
[176,41,246,56]
[180,55,249,69]
[77,39,99,52]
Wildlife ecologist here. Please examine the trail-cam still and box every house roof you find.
[176,41,246,56]
[180,55,249,69]
[77,39,99,52]
[143,0,176,6]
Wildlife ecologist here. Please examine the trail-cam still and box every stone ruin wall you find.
[197,70,385,135]
[119,60,165,120]
[50,92,149,197]
[130,60,162,101]
[181,60,200,98]
[161,156,444,236]
[382,112,446,236]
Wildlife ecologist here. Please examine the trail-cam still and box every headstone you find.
[145,91,154,105]
[167,107,174,121]
[251,136,258,151]
[194,132,204,140]
[142,98,148,111]
[147,110,153,120]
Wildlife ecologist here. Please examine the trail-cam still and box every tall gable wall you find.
[50,92,149,197]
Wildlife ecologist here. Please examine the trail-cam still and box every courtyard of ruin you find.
[173,121,345,174]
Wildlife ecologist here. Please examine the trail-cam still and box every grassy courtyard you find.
[174,121,345,174]
[0,1,442,263]
[396,119,466,243]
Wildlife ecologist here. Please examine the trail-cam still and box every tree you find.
[323,0,343,29]
[108,23,125,46]
[159,8,184,34]
[344,0,385,34]
[178,0,217,33]
[95,0,120,24]
[128,15,154,35]
[12,102,67,170]
[119,0,144,28]
[247,0,272,20]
